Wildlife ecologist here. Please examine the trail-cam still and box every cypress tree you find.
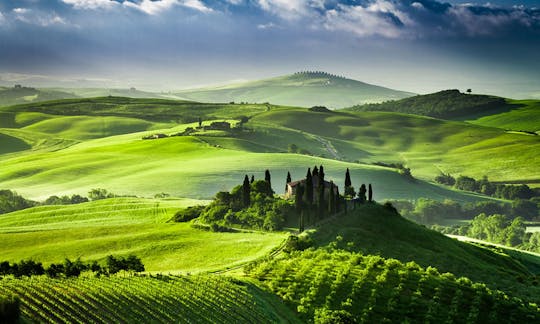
[312,166,319,177]
[345,168,352,188]
[335,186,340,212]
[317,182,325,218]
[250,175,255,184]
[359,184,366,203]
[304,168,313,205]
[319,165,325,183]
[242,175,251,207]
[286,171,292,193]
[328,181,335,214]
[295,184,305,232]
[265,169,271,185]
[368,184,373,202]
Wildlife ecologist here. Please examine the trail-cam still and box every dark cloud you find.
[0,0,538,96]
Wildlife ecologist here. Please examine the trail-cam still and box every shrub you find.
[172,205,205,222]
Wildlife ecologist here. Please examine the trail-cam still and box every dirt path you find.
[312,135,342,160]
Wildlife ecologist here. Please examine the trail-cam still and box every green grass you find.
[0,134,490,203]
[467,99,540,132]
[175,72,413,108]
[0,198,286,272]
[0,275,300,323]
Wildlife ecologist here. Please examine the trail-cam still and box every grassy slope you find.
[0,133,488,203]
[250,108,540,183]
[306,204,540,301]
[175,72,413,108]
[466,99,540,132]
[0,275,300,323]
[0,197,286,272]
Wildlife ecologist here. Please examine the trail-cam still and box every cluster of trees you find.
[343,168,373,203]
[391,198,539,225]
[437,213,540,252]
[194,171,294,231]
[436,174,537,200]
[0,255,144,278]
[295,166,342,232]
[287,143,311,155]
[0,189,36,214]
[0,188,120,216]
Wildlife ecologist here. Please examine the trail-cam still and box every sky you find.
[0,0,539,98]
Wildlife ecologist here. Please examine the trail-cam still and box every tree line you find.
[0,255,144,278]
[435,174,537,200]
[0,188,119,215]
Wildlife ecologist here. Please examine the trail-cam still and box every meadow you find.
[0,197,286,272]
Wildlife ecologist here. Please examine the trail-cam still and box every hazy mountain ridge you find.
[174,72,414,108]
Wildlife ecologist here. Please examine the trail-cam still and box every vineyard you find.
[246,248,540,323]
[0,274,298,323]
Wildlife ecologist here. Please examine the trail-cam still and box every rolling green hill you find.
[175,71,414,108]
[346,89,509,119]
[0,97,537,198]
[0,197,286,272]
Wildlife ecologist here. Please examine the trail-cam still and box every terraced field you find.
[0,275,299,323]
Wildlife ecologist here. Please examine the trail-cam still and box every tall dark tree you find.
[328,181,335,214]
[319,165,325,183]
[358,184,367,203]
[250,175,255,184]
[317,183,325,218]
[286,171,292,193]
[242,175,251,207]
[304,168,313,205]
[368,184,373,202]
[295,184,304,213]
[198,117,202,128]
[345,168,352,188]
[335,186,341,212]
[295,184,305,232]
[265,169,272,188]
[312,166,319,177]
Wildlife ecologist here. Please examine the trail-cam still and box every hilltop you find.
[174,71,414,108]
[0,86,79,107]
[346,89,511,119]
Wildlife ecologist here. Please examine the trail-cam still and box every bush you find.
[88,188,115,201]
[172,205,205,222]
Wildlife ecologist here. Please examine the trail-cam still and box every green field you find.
[467,99,540,132]
[0,198,286,272]
[0,275,299,323]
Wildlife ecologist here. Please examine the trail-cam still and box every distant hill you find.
[346,89,510,119]
[0,86,79,107]
[0,86,172,107]
[174,71,414,108]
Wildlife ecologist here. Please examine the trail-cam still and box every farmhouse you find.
[285,174,338,202]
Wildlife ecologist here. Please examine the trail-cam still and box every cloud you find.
[257,22,278,29]
[12,8,68,27]
[63,0,211,14]
[62,0,118,10]
[256,0,313,19]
